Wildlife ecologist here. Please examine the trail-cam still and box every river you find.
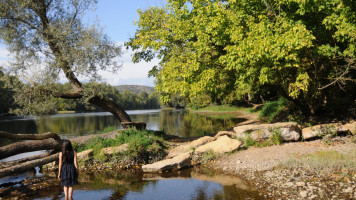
[0,109,263,199]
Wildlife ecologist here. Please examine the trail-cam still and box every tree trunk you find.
[88,95,132,122]
[0,152,54,169]
[0,153,58,178]
[0,131,60,140]
[0,138,61,160]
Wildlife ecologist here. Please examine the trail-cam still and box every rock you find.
[167,136,214,158]
[234,122,301,142]
[77,149,93,161]
[302,123,349,140]
[101,144,128,155]
[142,152,192,173]
[296,182,306,187]
[195,135,242,155]
[284,182,294,187]
[343,187,353,193]
[310,194,318,199]
[214,131,235,139]
[300,191,308,198]
[342,121,356,135]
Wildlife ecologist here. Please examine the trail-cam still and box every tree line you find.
[0,69,160,115]
[127,0,356,121]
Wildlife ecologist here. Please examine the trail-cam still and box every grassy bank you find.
[193,105,255,113]
[73,128,167,169]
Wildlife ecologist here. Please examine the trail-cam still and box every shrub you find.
[259,97,287,122]
[270,128,283,145]
[201,150,217,164]
[102,126,116,133]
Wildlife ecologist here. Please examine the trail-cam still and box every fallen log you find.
[0,131,60,140]
[0,151,54,169]
[0,138,61,160]
[0,153,59,178]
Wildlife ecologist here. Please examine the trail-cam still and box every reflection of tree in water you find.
[36,115,120,137]
[159,110,245,137]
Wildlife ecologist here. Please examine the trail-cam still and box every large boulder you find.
[195,135,242,155]
[142,152,192,173]
[234,122,301,142]
[77,149,93,161]
[167,136,214,158]
[302,123,351,140]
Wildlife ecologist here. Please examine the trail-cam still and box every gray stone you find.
[300,191,308,198]
[77,149,93,161]
[234,122,301,142]
[167,136,214,158]
[296,182,306,187]
[142,152,192,173]
[302,123,350,140]
[195,135,242,155]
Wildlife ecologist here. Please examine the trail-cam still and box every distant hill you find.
[115,85,155,94]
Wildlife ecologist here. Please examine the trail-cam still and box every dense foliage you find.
[0,0,132,123]
[127,0,356,119]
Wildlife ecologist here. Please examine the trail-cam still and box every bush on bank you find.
[73,128,167,166]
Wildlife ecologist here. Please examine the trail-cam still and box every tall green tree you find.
[127,0,355,116]
[0,0,133,124]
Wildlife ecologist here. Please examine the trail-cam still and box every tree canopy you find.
[0,0,133,123]
[127,0,356,117]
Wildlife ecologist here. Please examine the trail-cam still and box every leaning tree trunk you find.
[35,8,144,128]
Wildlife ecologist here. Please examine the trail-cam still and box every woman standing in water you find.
[58,140,78,200]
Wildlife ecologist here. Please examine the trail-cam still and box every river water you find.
[0,110,263,199]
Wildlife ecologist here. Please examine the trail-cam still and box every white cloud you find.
[0,41,159,86]
[99,41,159,86]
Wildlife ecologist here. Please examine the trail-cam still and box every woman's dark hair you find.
[62,140,73,163]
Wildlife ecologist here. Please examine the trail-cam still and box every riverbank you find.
[1,108,355,199]
[209,136,356,199]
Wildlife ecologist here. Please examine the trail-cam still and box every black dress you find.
[60,151,78,186]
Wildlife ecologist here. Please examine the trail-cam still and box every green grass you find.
[195,105,253,113]
[283,150,356,175]
[73,128,167,161]
[102,126,116,133]
[201,150,217,164]
[259,97,287,122]
[56,110,76,114]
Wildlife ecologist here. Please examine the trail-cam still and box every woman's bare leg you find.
[63,186,68,200]
[68,186,73,200]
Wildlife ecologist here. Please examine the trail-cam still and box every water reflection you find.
[0,109,246,139]
[32,168,263,200]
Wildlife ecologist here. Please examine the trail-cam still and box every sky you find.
[0,0,167,87]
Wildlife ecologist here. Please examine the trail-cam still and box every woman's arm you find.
[58,152,62,180]
[74,151,79,175]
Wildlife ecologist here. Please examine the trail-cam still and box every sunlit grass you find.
[282,150,356,173]
[56,110,76,114]
[195,105,253,113]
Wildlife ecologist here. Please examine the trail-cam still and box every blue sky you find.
[0,0,167,87]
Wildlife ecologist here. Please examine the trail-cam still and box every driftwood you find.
[0,131,60,140]
[0,153,59,178]
[0,151,55,169]
[0,131,62,178]
[0,138,61,160]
